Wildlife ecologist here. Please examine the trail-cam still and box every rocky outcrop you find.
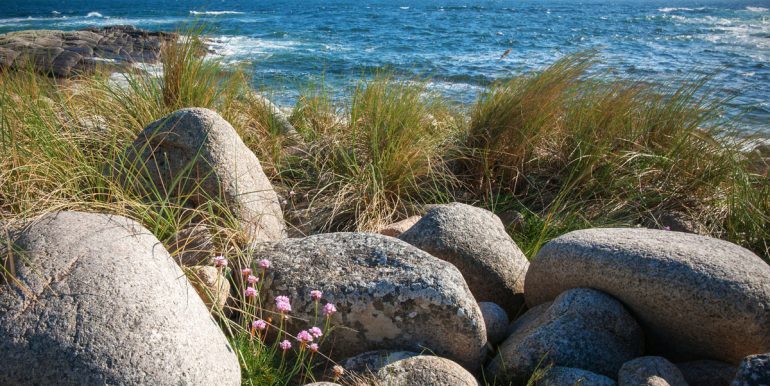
[125,108,285,244]
[0,211,240,385]
[677,360,736,386]
[252,232,488,370]
[732,354,770,386]
[486,288,644,383]
[479,302,509,345]
[618,357,688,386]
[375,355,479,386]
[399,203,529,316]
[536,367,617,386]
[0,26,175,76]
[525,228,770,363]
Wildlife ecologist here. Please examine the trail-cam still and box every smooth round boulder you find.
[525,228,770,363]
[376,356,479,386]
[253,232,487,370]
[618,357,688,386]
[341,350,420,374]
[537,367,617,386]
[677,360,737,386]
[479,302,509,345]
[0,211,240,385]
[732,354,770,386]
[486,288,643,383]
[126,108,285,244]
[398,203,529,316]
[379,215,421,237]
[185,265,230,310]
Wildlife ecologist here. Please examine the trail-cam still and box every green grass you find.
[1,27,769,385]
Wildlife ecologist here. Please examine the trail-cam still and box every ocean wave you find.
[86,12,104,18]
[746,6,768,12]
[189,10,244,16]
[658,7,707,13]
[205,35,300,62]
[399,7,410,10]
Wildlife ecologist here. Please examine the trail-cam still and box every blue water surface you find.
[1,0,769,132]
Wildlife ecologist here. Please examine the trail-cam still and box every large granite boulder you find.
[525,228,770,363]
[0,211,240,385]
[536,367,617,386]
[732,354,770,386]
[252,232,488,370]
[399,203,529,315]
[486,288,643,383]
[126,108,285,244]
[0,26,175,76]
[618,357,688,386]
[375,355,479,386]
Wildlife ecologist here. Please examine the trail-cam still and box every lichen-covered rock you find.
[536,367,617,386]
[618,357,688,386]
[185,265,230,310]
[486,288,643,383]
[677,360,736,386]
[732,354,770,386]
[479,302,509,345]
[399,203,529,315]
[0,211,240,385]
[127,108,285,244]
[379,215,421,237]
[376,356,479,386]
[525,228,770,363]
[253,232,487,370]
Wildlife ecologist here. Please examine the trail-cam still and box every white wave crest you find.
[205,35,299,62]
[189,10,244,15]
[51,11,60,15]
[746,6,769,12]
[658,7,706,13]
[399,6,410,10]
[86,12,104,18]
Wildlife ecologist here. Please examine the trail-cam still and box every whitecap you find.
[189,10,244,16]
[51,11,60,15]
[204,35,300,63]
[658,7,707,13]
[86,12,104,18]
[746,6,769,12]
[399,6,410,10]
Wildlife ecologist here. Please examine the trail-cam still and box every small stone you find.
[731,354,770,386]
[479,302,509,345]
[618,357,688,386]
[376,356,479,386]
[379,215,421,237]
[186,265,230,310]
[536,366,617,386]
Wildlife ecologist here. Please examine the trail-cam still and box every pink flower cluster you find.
[212,256,227,268]
[297,330,313,343]
[275,295,291,313]
[323,303,337,317]
[280,339,292,351]
[310,290,323,301]
[252,319,267,331]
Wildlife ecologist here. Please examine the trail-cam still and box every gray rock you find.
[303,383,343,386]
[376,355,479,386]
[252,232,488,370]
[185,265,230,311]
[536,367,617,386]
[166,222,218,266]
[0,211,240,385]
[399,203,529,316]
[525,228,770,363]
[479,302,509,345]
[507,302,550,337]
[341,350,420,374]
[127,108,285,244]
[732,354,770,386]
[618,357,688,386]
[249,93,299,138]
[486,288,644,383]
[677,360,737,386]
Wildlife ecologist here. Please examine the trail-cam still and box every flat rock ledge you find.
[0,26,176,76]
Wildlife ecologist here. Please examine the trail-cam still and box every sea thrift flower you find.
[309,326,323,338]
[241,268,252,276]
[258,259,271,270]
[252,319,267,330]
[244,287,258,298]
[332,365,345,379]
[310,290,323,301]
[275,295,290,304]
[323,303,337,317]
[297,330,313,343]
[280,340,292,351]
[212,256,227,268]
[309,343,319,352]
[247,275,258,284]
[276,301,292,313]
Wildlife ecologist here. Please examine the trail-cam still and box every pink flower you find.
[258,259,271,269]
[279,340,292,351]
[276,301,292,313]
[333,365,345,378]
[244,287,258,298]
[212,256,227,268]
[241,268,252,276]
[323,303,337,317]
[247,275,258,284]
[297,330,313,343]
[309,343,319,352]
[252,319,267,330]
[309,326,323,338]
[310,290,323,301]
[275,295,290,304]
